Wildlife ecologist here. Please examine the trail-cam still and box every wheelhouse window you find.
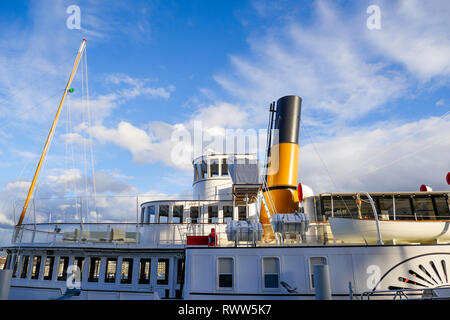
[159,205,169,223]
[12,256,19,278]
[190,206,199,224]
[74,257,85,279]
[57,257,69,281]
[141,207,146,223]
[139,258,151,284]
[157,259,169,285]
[177,259,185,285]
[20,256,30,279]
[194,164,200,182]
[105,258,118,283]
[208,206,219,223]
[223,206,233,223]
[217,258,233,289]
[210,159,219,177]
[120,258,133,284]
[31,256,42,280]
[88,257,101,282]
[238,206,247,221]
[309,257,327,289]
[262,258,280,289]
[221,159,228,176]
[201,160,208,179]
[148,206,156,223]
[173,205,183,223]
[43,256,55,280]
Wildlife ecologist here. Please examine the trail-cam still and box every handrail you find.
[359,192,383,245]
[361,287,445,300]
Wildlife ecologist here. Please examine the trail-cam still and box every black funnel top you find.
[274,95,302,144]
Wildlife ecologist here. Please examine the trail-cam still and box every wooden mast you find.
[16,39,87,226]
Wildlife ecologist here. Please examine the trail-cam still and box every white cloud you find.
[367,0,450,81]
[105,73,175,100]
[90,121,154,164]
[193,102,249,129]
[87,101,255,170]
[214,1,409,128]
[0,213,15,226]
[46,168,83,186]
[436,99,445,107]
[0,168,140,230]
[60,132,90,146]
[299,115,450,193]
[5,181,31,193]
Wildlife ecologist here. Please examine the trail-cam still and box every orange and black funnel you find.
[260,95,302,240]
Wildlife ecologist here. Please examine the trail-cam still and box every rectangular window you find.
[413,197,436,220]
[395,197,414,220]
[43,256,55,280]
[218,258,233,288]
[194,164,200,182]
[223,206,233,223]
[434,196,450,218]
[2,255,8,270]
[139,258,151,284]
[13,256,19,278]
[358,195,377,218]
[173,205,184,224]
[74,257,85,279]
[141,207,146,223]
[238,206,247,221]
[322,196,357,219]
[263,258,279,289]
[120,258,133,284]
[57,257,69,281]
[159,205,169,223]
[378,197,395,220]
[210,160,219,177]
[105,258,118,283]
[201,161,208,179]
[177,259,185,285]
[88,257,101,282]
[31,256,42,280]
[157,259,169,285]
[208,206,219,223]
[309,257,327,289]
[148,206,156,223]
[20,256,30,279]
[221,159,228,176]
[190,206,199,224]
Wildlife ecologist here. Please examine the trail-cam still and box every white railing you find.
[11,221,338,248]
[12,223,229,248]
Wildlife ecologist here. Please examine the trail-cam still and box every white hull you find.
[184,244,450,300]
[8,243,450,300]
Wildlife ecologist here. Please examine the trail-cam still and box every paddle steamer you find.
[2,40,450,300]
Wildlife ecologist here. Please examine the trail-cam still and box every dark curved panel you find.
[274,95,302,144]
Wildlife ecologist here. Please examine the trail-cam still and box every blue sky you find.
[0,0,449,235]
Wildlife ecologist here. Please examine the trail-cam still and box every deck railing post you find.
[392,195,396,220]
